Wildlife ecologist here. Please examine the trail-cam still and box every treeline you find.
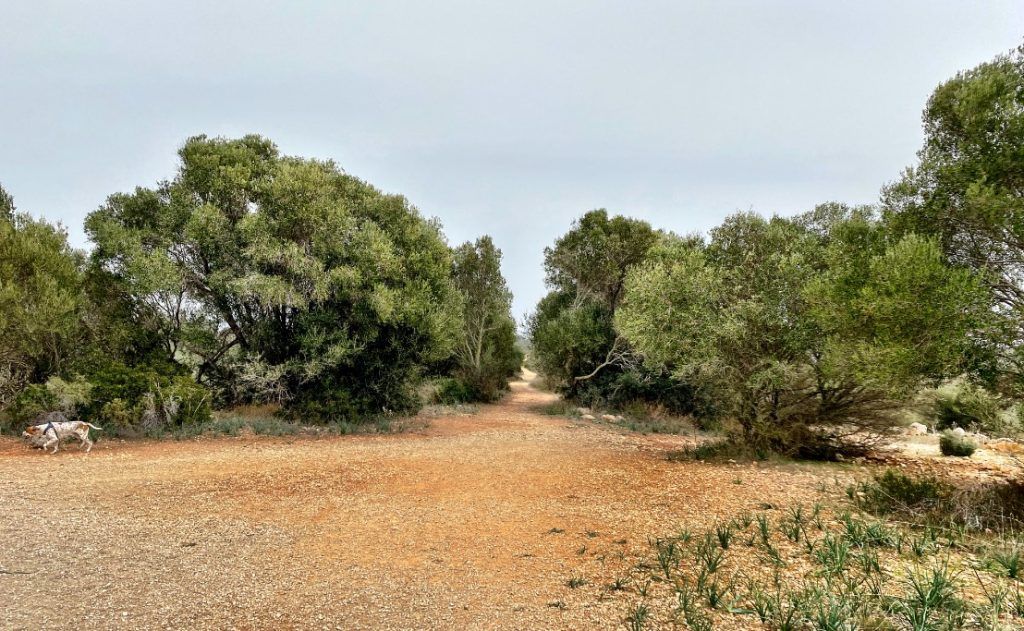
[0,136,521,435]
[529,45,1024,457]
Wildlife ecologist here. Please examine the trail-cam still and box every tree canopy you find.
[86,134,462,420]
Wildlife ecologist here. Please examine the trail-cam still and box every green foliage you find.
[617,207,985,455]
[0,198,84,408]
[85,134,461,422]
[883,44,1024,394]
[934,384,1005,434]
[2,384,57,433]
[449,237,522,401]
[83,362,211,433]
[432,377,476,405]
[854,469,948,515]
[529,210,710,417]
[939,431,977,457]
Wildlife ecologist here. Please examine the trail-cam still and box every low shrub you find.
[666,439,771,462]
[432,377,477,405]
[934,385,1008,434]
[939,431,977,457]
[854,469,948,515]
[537,400,581,417]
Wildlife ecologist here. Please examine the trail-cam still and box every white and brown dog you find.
[23,413,103,454]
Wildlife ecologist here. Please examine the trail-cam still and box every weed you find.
[756,513,771,545]
[695,533,725,574]
[989,547,1022,580]
[815,533,850,576]
[715,522,734,549]
[624,602,649,631]
[567,574,588,589]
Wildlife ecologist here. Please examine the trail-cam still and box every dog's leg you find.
[84,434,93,453]
[43,435,58,454]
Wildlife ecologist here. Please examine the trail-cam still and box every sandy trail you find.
[0,378,826,630]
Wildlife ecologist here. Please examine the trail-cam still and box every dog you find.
[22,412,103,454]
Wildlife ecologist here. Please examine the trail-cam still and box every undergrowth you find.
[608,470,1024,629]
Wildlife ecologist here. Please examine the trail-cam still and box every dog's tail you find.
[84,422,103,431]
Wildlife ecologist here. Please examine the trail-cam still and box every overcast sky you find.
[2,1,1022,319]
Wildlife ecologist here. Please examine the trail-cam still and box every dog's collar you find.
[43,421,56,436]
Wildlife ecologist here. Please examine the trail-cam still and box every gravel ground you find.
[0,378,829,630]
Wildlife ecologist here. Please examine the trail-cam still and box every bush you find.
[666,439,771,462]
[854,469,948,515]
[432,377,477,405]
[939,431,977,457]
[856,469,1024,530]
[2,384,57,433]
[934,385,1004,433]
[84,363,211,434]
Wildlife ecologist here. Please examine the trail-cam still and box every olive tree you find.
[883,44,1024,391]
[617,208,985,456]
[86,135,461,421]
[0,185,84,409]
[450,236,521,400]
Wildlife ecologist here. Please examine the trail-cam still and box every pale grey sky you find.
[1,1,1022,319]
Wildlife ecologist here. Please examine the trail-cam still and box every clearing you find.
[0,376,1007,630]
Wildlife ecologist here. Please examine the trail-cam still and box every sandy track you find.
[0,379,826,630]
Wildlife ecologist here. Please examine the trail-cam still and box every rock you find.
[576,407,591,415]
[952,426,967,437]
[970,433,990,444]
[906,422,928,436]
[581,414,595,420]
[600,414,618,421]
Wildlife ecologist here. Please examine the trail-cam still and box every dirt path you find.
[0,378,828,630]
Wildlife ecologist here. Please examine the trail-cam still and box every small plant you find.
[695,533,725,574]
[989,547,1022,580]
[608,576,628,591]
[567,574,588,589]
[939,431,977,457]
[756,513,772,545]
[715,522,735,549]
[652,537,680,579]
[624,602,649,631]
[814,533,850,575]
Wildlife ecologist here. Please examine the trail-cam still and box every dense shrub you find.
[853,469,949,516]
[934,385,1011,435]
[432,377,477,405]
[85,135,461,423]
[939,431,977,457]
[855,469,1024,530]
[617,209,986,457]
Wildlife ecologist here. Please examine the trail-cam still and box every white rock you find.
[600,414,618,421]
[576,407,591,415]
[581,414,595,420]
[907,422,928,436]
[952,426,967,437]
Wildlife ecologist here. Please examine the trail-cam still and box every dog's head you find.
[22,425,41,440]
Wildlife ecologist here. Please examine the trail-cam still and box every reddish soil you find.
[1,379,832,630]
